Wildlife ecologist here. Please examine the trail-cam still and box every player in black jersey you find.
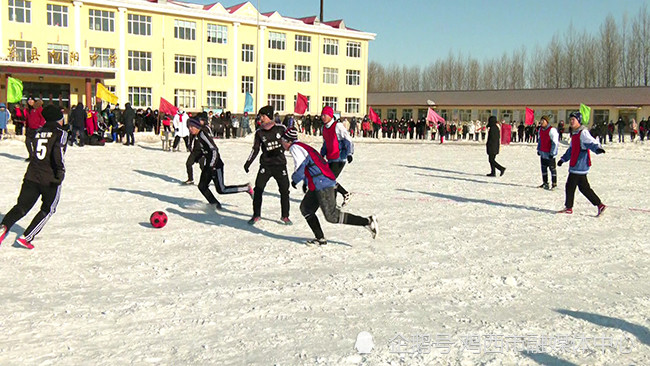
[187,118,253,209]
[183,114,207,185]
[1,105,68,249]
[244,106,291,225]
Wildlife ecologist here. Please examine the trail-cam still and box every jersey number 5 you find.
[36,138,48,160]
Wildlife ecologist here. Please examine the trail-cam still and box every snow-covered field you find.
[0,135,648,365]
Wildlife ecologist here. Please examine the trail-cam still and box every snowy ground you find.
[0,134,648,365]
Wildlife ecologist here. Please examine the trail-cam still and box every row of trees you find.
[368,6,650,92]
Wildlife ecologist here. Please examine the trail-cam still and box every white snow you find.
[0,135,649,365]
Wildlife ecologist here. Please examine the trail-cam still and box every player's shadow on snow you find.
[395,164,486,177]
[415,173,531,189]
[398,189,557,214]
[556,309,650,346]
[265,191,303,204]
[520,351,577,366]
[166,207,351,247]
[137,145,165,152]
[0,152,26,161]
[133,169,184,185]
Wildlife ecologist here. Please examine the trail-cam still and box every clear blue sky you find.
[191,0,648,66]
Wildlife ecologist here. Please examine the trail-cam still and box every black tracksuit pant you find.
[1,180,62,242]
[186,152,205,182]
[541,157,557,185]
[564,173,602,209]
[253,165,290,218]
[300,187,370,240]
[328,161,349,197]
[197,166,249,205]
[488,154,505,175]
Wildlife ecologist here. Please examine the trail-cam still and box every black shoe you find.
[247,216,261,225]
[486,173,496,177]
[500,168,506,176]
[538,183,549,189]
[213,202,222,210]
[305,238,327,246]
[551,184,557,190]
[182,180,194,185]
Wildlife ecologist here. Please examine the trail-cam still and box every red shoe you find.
[0,225,8,246]
[597,204,607,217]
[16,236,34,250]
[558,208,573,214]
[280,217,293,225]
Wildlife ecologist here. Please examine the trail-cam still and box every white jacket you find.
[173,112,189,137]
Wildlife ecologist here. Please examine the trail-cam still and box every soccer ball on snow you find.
[150,211,168,229]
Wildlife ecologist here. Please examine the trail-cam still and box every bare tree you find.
[599,15,621,87]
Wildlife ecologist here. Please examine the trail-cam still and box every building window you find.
[242,44,254,62]
[128,50,152,72]
[8,0,30,23]
[268,63,285,81]
[593,109,610,125]
[268,94,285,112]
[402,109,413,120]
[418,109,427,120]
[128,14,151,36]
[268,31,286,50]
[323,38,338,55]
[322,96,337,111]
[174,19,196,40]
[323,67,338,84]
[89,47,115,68]
[174,55,196,74]
[242,76,254,94]
[207,57,227,77]
[294,65,311,83]
[458,109,471,122]
[207,24,227,44]
[207,91,227,109]
[346,69,360,86]
[345,98,360,114]
[295,35,311,53]
[128,86,152,108]
[47,4,67,27]
[47,43,69,65]
[89,9,114,32]
[387,109,397,120]
[9,40,32,62]
[478,109,491,122]
[294,95,310,113]
[346,41,361,58]
[174,89,196,109]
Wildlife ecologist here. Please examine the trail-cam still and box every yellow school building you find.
[0,0,375,116]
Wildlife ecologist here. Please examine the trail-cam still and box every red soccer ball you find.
[150,211,168,229]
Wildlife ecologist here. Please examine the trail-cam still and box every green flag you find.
[580,103,591,126]
[7,77,23,103]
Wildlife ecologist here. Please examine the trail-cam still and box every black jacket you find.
[71,104,86,128]
[244,124,287,169]
[196,126,223,169]
[25,121,68,185]
[486,121,500,156]
[124,105,135,130]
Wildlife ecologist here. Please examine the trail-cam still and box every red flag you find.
[525,107,534,126]
[160,97,178,116]
[294,93,308,115]
[427,107,445,123]
[369,107,380,124]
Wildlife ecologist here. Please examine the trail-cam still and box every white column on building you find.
[74,1,83,62]
[257,25,266,110]
[232,22,239,112]
[0,3,4,58]
[118,7,127,103]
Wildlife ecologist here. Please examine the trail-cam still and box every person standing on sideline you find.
[172,106,190,151]
[123,102,135,146]
[187,118,253,210]
[24,97,45,161]
[320,106,354,207]
[244,106,291,225]
[0,103,10,139]
[557,112,606,216]
[280,127,378,246]
[616,116,626,142]
[0,105,68,249]
[11,102,26,136]
[537,115,559,190]
[486,116,506,177]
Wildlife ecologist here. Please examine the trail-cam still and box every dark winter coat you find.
[71,104,86,128]
[486,117,500,156]
[123,104,135,132]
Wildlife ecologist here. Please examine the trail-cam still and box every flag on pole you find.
[294,93,308,115]
[580,103,591,126]
[96,82,118,105]
[159,97,178,116]
[525,107,535,125]
[243,92,254,113]
[368,107,380,124]
[7,77,23,103]
[426,107,445,123]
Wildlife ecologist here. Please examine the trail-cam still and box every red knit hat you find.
[321,106,334,118]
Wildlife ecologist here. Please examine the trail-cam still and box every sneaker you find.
[247,184,254,199]
[305,238,327,246]
[15,236,34,250]
[247,216,261,225]
[486,173,496,177]
[366,215,379,239]
[0,225,8,246]
[213,202,223,210]
[558,207,573,214]
[597,204,607,217]
[551,184,557,190]
[280,217,293,225]
[500,167,506,176]
[538,183,549,189]
[182,179,194,185]
[341,193,352,207]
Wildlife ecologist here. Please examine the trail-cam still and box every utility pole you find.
[320,0,323,22]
